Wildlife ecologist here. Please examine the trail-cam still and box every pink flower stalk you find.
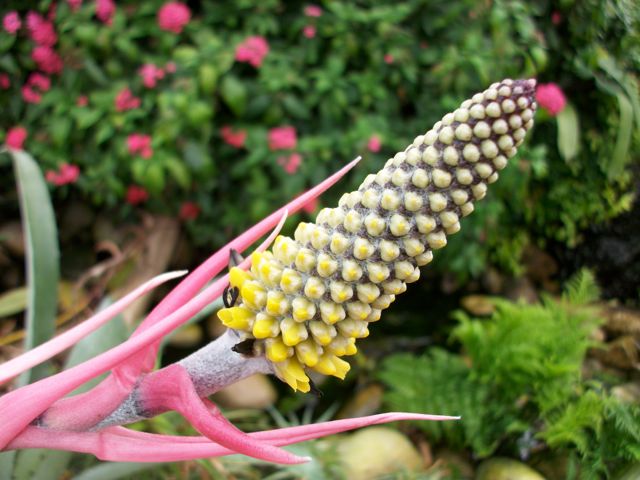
[268,126,297,151]
[536,82,566,116]
[179,201,200,221]
[31,45,64,74]
[96,0,115,25]
[278,152,302,174]
[5,127,27,150]
[76,95,88,106]
[0,73,10,89]
[3,11,21,34]
[114,87,141,112]
[45,163,80,186]
[157,2,191,33]
[127,134,153,158]
[367,134,381,152]
[220,126,247,148]
[26,12,57,46]
[235,36,270,68]
[303,25,316,38]
[304,5,322,17]
[139,64,165,89]
[126,185,149,205]
[0,158,441,465]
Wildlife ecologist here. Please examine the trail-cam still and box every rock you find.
[612,382,640,404]
[482,267,504,295]
[434,448,474,479]
[337,383,384,419]
[339,427,424,480]
[476,458,547,480]
[599,305,640,338]
[213,374,277,409]
[504,277,539,304]
[522,245,558,286]
[590,335,639,370]
[461,295,496,317]
[0,222,25,257]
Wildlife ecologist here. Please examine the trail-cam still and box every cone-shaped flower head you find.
[218,79,537,392]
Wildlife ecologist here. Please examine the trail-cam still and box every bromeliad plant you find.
[0,78,536,464]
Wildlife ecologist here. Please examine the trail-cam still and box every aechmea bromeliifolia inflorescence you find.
[0,79,536,464]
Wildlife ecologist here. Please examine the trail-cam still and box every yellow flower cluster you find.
[218,79,538,392]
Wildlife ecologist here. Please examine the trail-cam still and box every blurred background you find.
[0,1,638,478]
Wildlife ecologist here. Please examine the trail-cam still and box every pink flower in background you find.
[158,2,191,33]
[26,12,57,46]
[76,95,88,107]
[96,0,115,25]
[304,5,322,17]
[0,74,11,90]
[536,83,566,116]
[268,126,297,151]
[179,201,200,221]
[303,25,316,38]
[278,153,302,174]
[6,127,27,150]
[139,64,165,88]
[165,61,177,73]
[22,86,41,103]
[235,36,269,68]
[126,185,149,205]
[384,54,394,64]
[46,163,80,186]
[31,46,63,74]
[127,134,153,159]
[220,126,247,148]
[27,73,51,92]
[367,135,381,152]
[302,197,318,214]
[551,11,562,25]
[115,88,141,111]
[3,11,21,34]
[67,0,83,11]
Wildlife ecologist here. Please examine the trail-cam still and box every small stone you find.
[611,382,640,404]
[214,374,277,409]
[461,295,496,316]
[339,427,424,480]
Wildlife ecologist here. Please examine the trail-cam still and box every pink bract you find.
[139,64,165,89]
[114,88,141,112]
[31,46,63,74]
[46,163,80,186]
[536,82,567,116]
[304,5,322,17]
[235,36,270,68]
[127,134,153,158]
[268,126,297,151]
[6,127,27,150]
[157,2,191,34]
[3,11,21,35]
[67,0,83,12]
[96,0,116,25]
[26,12,57,46]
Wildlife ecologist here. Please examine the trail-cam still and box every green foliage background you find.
[0,0,638,279]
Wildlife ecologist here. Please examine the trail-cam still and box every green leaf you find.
[0,452,16,480]
[0,286,27,318]
[557,102,580,162]
[220,75,247,117]
[608,89,633,179]
[73,462,161,480]
[11,150,60,385]
[164,157,192,190]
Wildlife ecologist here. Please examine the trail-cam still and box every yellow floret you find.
[281,318,308,346]
[252,313,279,339]
[229,267,252,289]
[295,339,320,367]
[265,337,290,362]
[217,306,255,330]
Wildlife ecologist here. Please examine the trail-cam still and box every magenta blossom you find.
[268,126,297,151]
[126,185,149,205]
[3,11,21,34]
[76,95,88,107]
[179,201,200,221]
[31,45,63,74]
[157,2,191,33]
[536,82,566,116]
[114,87,141,112]
[21,72,51,103]
[45,163,80,186]
[165,61,177,73]
[127,134,153,159]
[220,126,247,148]
[303,25,316,38]
[96,0,115,25]
[278,152,302,174]
[5,127,27,150]
[367,134,381,152]
[26,12,57,46]
[0,159,454,464]
[384,54,394,64]
[139,64,165,89]
[235,36,269,68]
[67,0,83,11]
[0,74,10,89]
[304,5,322,17]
